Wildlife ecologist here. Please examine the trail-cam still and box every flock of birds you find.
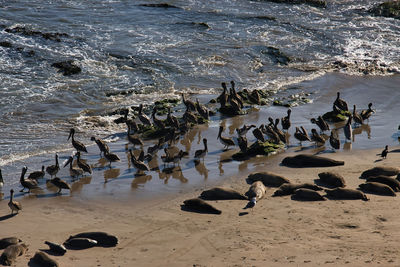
[2,81,379,216]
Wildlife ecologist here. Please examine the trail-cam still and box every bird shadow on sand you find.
[374,158,384,163]
[0,213,18,221]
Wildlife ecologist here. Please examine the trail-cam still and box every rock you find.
[369,1,400,19]
[139,3,180,8]
[51,60,81,76]
[232,140,284,160]
[265,0,327,8]
[0,41,12,48]
[322,110,351,122]
[5,26,68,42]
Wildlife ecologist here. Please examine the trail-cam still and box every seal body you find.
[0,237,21,249]
[359,182,396,196]
[366,176,400,192]
[182,198,222,214]
[318,172,346,188]
[67,232,118,247]
[282,154,344,167]
[361,166,400,179]
[325,188,369,201]
[31,251,59,267]
[64,238,98,249]
[44,241,67,255]
[273,183,323,196]
[292,188,326,201]
[247,172,290,187]
[0,243,28,266]
[200,187,247,200]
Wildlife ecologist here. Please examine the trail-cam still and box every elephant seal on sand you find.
[318,172,346,188]
[359,182,396,196]
[0,243,28,266]
[31,251,59,267]
[64,238,98,249]
[244,181,267,208]
[0,237,22,249]
[200,187,247,200]
[361,166,400,179]
[247,172,290,187]
[282,154,344,167]
[367,176,400,192]
[273,183,323,196]
[67,232,118,247]
[325,188,369,201]
[291,188,326,201]
[44,241,67,255]
[182,198,222,214]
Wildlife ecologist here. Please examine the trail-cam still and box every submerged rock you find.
[232,140,284,160]
[265,0,327,8]
[322,110,351,122]
[51,60,81,76]
[5,26,69,42]
[369,1,400,19]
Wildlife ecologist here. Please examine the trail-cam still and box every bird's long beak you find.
[67,131,72,141]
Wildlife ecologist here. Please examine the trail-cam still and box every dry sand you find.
[2,145,400,266]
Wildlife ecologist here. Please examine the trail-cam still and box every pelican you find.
[294,127,311,145]
[151,107,165,129]
[264,125,281,144]
[181,93,196,111]
[352,105,364,126]
[0,169,3,187]
[217,126,235,149]
[218,82,229,108]
[20,166,38,193]
[138,104,152,126]
[333,92,348,111]
[113,108,129,124]
[360,103,374,121]
[8,189,22,214]
[329,130,340,150]
[237,136,248,153]
[196,98,209,120]
[281,109,291,131]
[127,125,143,147]
[236,124,256,137]
[104,150,120,167]
[64,156,83,178]
[183,108,198,124]
[311,116,330,133]
[27,166,45,181]
[129,149,149,172]
[49,177,71,194]
[273,118,286,143]
[194,138,208,160]
[381,145,388,159]
[76,151,92,174]
[253,127,265,142]
[91,136,109,156]
[311,129,326,146]
[167,107,180,128]
[46,153,60,178]
[230,81,243,108]
[344,115,352,141]
[68,128,88,153]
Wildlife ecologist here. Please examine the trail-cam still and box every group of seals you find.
[0,243,28,266]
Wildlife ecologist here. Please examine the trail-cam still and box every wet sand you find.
[1,73,400,266]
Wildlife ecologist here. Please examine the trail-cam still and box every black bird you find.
[281,109,291,131]
[311,129,326,146]
[310,116,330,133]
[236,124,256,137]
[217,126,235,150]
[46,153,60,178]
[64,156,83,178]
[181,93,196,112]
[129,149,149,172]
[381,145,388,159]
[194,138,208,160]
[352,105,364,126]
[252,127,265,142]
[344,115,352,141]
[218,82,229,108]
[360,103,374,121]
[333,92,348,111]
[68,128,88,153]
[151,107,165,129]
[329,130,340,150]
[20,166,38,193]
[28,166,45,181]
[294,126,311,145]
[196,98,209,120]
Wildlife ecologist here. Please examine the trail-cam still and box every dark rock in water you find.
[291,188,326,201]
[322,110,351,122]
[247,171,290,187]
[325,188,368,201]
[264,0,327,8]
[367,176,400,192]
[218,105,248,116]
[317,172,346,188]
[0,41,12,48]
[67,232,118,247]
[0,243,28,266]
[64,238,98,249]
[282,154,344,167]
[5,26,69,42]
[369,1,400,19]
[360,166,400,179]
[139,3,181,8]
[273,183,323,196]
[31,251,59,267]
[0,237,22,249]
[200,187,247,200]
[51,60,81,76]
[44,241,67,255]
[182,198,221,214]
[262,46,292,65]
[232,140,284,161]
[359,182,396,196]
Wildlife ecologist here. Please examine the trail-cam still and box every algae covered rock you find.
[322,110,351,122]
[232,140,284,160]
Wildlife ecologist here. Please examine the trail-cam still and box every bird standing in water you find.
[217,126,235,150]
[68,128,88,153]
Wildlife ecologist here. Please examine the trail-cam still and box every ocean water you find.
[0,0,400,198]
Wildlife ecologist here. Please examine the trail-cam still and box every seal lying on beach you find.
[273,183,323,196]
[291,188,326,201]
[282,154,344,167]
[247,172,290,187]
[244,181,267,208]
[182,198,222,214]
[0,243,28,266]
[0,237,22,249]
[199,187,247,200]
[360,166,400,179]
[31,251,59,267]
[359,182,396,196]
[67,232,118,247]
[317,172,346,188]
[366,176,400,192]
[44,241,67,255]
[325,188,369,201]
[64,237,98,249]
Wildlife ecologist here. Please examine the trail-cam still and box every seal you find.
[273,183,323,197]
[64,237,98,249]
[31,251,59,267]
[291,188,326,201]
[182,198,222,214]
[360,166,400,179]
[244,181,267,208]
[0,243,28,266]
[325,188,369,201]
[317,172,346,188]
[359,182,396,196]
[67,232,118,247]
[282,154,344,167]
[44,241,67,255]
[366,176,400,192]
[0,237,22,249]
[247,172,290,187]
[199,187,247,200]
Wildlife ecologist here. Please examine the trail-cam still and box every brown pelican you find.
[281,109,291,131]
[64,156,83,178]
[344,115,352,141]
[273,118,286,143]
[217,126,235,150]
[27,166,45,181]
[151,108,165,129]
[252,127,265,142]
[311,129,326,146]
[236,124,256,137]
[248,89,260,105]
[127,125,143,147]
[113,108,129,124]
[183,108,198,124]
[20,166,38,193]
[148,137,164,155]
[333,92,348,111]
[76,151,92,174]
[104,150,120,167]
[294,127,311,145]
[181,93,196,111]
[68,128,88,153]
[360,103,374,121]
[8,189,22,214]
[352,105,364,125]
[167,107,180,128]
[194,138,208,160]
[218,82,229,108]
[329,130,340,150]
[49,177,71,194]
[263,125,281,144]
[138,104,152,126]
[196,98,209,120]
[230,81,244,108]
[0,169,3,187]
[381,145,388,159]
[228,96,241,113]
[46,153,60,178]
[311,116,330,133]
[237,136,248,153]
[126,119,139,133]
[129,149,149,172]
[91,136,109,156]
